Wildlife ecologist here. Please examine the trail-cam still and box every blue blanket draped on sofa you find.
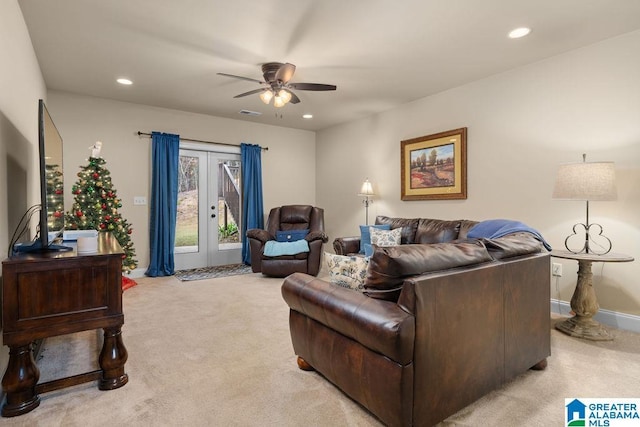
[468,219,552,251]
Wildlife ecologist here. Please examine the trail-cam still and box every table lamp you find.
[552,154,617,254]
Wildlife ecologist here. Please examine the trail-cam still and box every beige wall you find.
[0,0,47,257]
[0,0,48,389]
[47,91,316,273]
[317,30,640,317]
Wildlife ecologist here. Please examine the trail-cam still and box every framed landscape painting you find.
[401,127,467,200]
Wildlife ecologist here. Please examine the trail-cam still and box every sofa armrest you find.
[282,272,414,365]
[246,228,273,244]
[333,236,361,255]
[305,230,328,243]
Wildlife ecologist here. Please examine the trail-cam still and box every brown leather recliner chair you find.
[246,205,328,277]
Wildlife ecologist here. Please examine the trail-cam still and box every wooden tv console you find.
[1,233,128,417]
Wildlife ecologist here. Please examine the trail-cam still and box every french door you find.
[174,146,242,270]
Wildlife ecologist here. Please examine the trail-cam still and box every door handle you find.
[211,214,216,218]
[211,205,216,210]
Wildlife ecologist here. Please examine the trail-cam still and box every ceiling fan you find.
[217,62,336,107]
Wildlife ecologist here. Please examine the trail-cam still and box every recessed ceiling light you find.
[117,78,133,85]
[302,114,313,119]
[508,27,531,39]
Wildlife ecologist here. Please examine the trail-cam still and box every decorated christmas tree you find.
[65,143,137,273]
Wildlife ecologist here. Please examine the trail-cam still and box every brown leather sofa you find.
[281,216,550,426]
[246,205,328,277]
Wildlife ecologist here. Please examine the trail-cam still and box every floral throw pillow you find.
[324,252,369,292]
[367,227,402,256]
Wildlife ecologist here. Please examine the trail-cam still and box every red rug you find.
[122,276,137,291]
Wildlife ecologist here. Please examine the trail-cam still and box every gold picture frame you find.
[401,127,467,200]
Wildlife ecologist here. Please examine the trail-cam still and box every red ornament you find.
[76,210,83,217]
[127,229,133,234]
[53,211,62,218]
[99,223,106,230]
[107,191,114,198]
[104,215,111,221]
[55,189,63,195]
[102,204,107,210]
[75,189,82,195]
[92,173,99,179]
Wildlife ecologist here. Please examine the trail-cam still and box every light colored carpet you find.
[3,272,640,426]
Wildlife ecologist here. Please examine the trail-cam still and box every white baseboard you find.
[550,299,640,334]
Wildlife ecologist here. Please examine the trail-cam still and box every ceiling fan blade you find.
[217,72,264,84]
[275,63,296,84]
[288,91,301,104]
[288,82,336,91]
[233,88,267,98]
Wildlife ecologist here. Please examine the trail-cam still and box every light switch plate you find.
[133,196,147,205]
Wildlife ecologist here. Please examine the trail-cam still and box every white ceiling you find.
[18,0,640,131]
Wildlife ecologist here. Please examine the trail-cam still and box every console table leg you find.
[1,343,40,417]
[98,327,129,390]
[555,260,612,341]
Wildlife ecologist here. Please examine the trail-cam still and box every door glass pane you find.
[218,159,241,248]
[176,154,199,252]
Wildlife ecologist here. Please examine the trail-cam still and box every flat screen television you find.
[37,99,69,250]
[11,100,70,253]
[13,99,72,253]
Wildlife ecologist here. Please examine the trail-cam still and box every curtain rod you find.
[136,131,268,150]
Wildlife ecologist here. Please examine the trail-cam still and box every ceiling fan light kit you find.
[218,62,336,108]
[259,90,273,104]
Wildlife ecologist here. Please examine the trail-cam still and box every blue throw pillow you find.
[359,224,390,254]
[276,229,309,242]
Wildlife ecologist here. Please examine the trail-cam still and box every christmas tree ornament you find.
[90,141,103,158]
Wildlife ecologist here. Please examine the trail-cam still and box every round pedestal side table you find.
[551,250,634,341]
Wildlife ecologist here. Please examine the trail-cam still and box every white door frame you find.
[174,142,241,270]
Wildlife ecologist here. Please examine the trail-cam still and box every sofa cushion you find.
[364,241,493,301]
[457,219,479,239]
[414,219,461,244]
[481,233,544,260]
[359,224,390,254]
[375,216,419,244]
[365,227,403,256]
[278,205,313,227]
[324,252,369,292]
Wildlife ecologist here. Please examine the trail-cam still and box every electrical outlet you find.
[552,263,562,277]
[133,196,147,206]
